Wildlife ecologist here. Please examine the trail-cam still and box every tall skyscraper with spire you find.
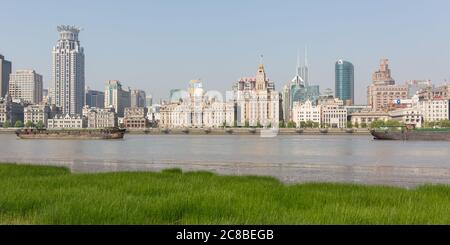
[51,25,85,115]
[299,46,309,86]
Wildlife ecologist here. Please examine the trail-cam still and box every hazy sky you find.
[1,0,449,104]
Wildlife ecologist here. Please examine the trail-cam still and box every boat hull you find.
[16,129,126,140]
[371,130,450,141]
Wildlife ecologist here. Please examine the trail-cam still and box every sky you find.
[1,0,449,104]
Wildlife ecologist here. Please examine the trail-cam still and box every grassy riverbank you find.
[0,163,449,224]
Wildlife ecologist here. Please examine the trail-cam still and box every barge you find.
[371,127,450,141]
[16,128,126,140]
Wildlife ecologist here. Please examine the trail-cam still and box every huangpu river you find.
[1,134,450,187]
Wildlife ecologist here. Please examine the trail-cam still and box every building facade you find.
[8,70,43,104]
[389,108,423,128]
[367,59,408,111]
[233,63,280,127]
[24,104,51,126]
[292,100,321,127]
[350,110,390,126]
[0,95,24,126]
[335,59,354,105]
[418,99,449,122]
[418,85,450,101]
[131,89,146,107]
[47,114,86,129]
[85,89,105,108]
[319,97,348,128]
[83,106,117,128]
[104,80,131,117]
[123,107,148,129]
[0,54,12,98]
[51,25,85,115]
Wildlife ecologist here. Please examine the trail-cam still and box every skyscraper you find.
[9,70,43,104]
[85,88,105,108]
[0,54,12,98]
[367,59,408,111]
[299,46,309,86]
[131,89,146,107]
[104,80,131,117]
[335,59,354,105]
[51,25,85,115]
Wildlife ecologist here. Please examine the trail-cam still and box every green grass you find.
[0,163,449,224]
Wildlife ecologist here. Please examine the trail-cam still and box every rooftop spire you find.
[304,45,308,67]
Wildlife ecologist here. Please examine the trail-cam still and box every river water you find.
[1,134,449,187]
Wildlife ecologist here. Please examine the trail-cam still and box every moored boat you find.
[16,128,126,140]
[371,127,450,141]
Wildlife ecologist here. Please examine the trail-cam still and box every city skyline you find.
[1,0,450,104]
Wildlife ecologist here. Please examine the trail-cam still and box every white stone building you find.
[24,104,51,126]
[351,110,390,126]
[389,108,423,128]
[292,100,321,127]
[319,97,347,128]
[83,106,117,128]
[9,70,43,104]
[47,114,86,129]
[418,99,449,122]
[160,99,234,128]
[233,63,280,127]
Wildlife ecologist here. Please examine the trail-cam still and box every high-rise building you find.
[372,59,395,85]
[145,95,153,108]
[299,46,309,86]
[131,89,146,107]
[335,59,354,105]
[104,80,131,117]
[367,59,408,111]
[8,70,43,104]
[0,54,12,98]
[85,88,105,108]
[51,25,85,115]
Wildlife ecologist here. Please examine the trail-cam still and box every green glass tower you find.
[335,59,354,105]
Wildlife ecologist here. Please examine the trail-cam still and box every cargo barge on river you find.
[371,127,450,141]
[16,128,126,140]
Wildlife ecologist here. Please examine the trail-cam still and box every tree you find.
[36,121,45,130]
[222,121,227,128]
[384,120,403,127]
[25,121,35,128]
[354,122,359,128]
[361,122,367,128]
[346,121,353,128]
[3,121,11,128]
[287,121,296,128]
[244,121,249,128]
[313,122,320,128]
[256,121,262,128]
[369,120,385,129]
[439,119,450,128]
[279,120,285,128]
[300,121,306,128]
[305,120,313,128]
[423,121,435,128]
[14,120,24,128]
